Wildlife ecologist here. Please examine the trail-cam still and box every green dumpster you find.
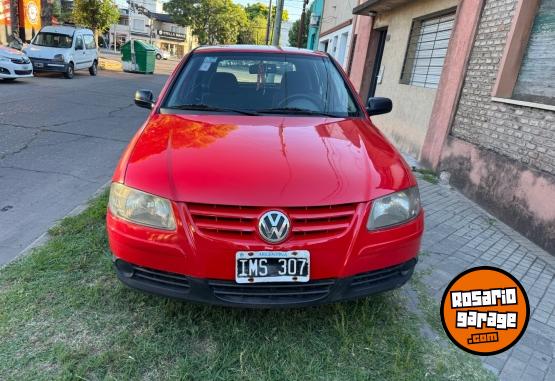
[121,40,156,74]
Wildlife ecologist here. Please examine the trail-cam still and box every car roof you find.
[193,45,328,57]
[40,25,93,36]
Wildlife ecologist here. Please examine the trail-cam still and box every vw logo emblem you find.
[258,210,290,244]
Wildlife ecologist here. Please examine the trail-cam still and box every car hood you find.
[124,114,414,206]
[0,46,28,59]
[24,45,70,59]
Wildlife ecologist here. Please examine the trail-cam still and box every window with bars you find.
[400,10,456,89]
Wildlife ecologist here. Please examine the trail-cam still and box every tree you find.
[244,2,288,22]
[238,15,267,45]
[288,10,310,48]
[72,0,120,42]
[164,0,249,45]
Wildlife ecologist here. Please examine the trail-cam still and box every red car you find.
[107,45,423,307]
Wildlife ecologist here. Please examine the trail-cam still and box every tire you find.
[156,53,162,60]
[64,63,74,79]
[89,60,98,76]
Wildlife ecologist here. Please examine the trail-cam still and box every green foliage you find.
[244,2,289,22]
[289,10,310,48]
[238,15,267,45]
[164,0,249,45]
[72,0,119,36]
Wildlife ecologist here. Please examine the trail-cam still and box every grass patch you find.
[413,168,439,185]
[0,192,493,380]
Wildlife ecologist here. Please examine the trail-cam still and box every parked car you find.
[0,46,33,81]
[107,45,423,308]
[155,47,170,60]
[23,26,98,79]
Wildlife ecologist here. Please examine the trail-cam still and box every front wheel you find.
[64,63,74,79]
[89,61,97,76]
[156,53,162,60]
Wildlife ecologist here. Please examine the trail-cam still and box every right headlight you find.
[367,187,421,230]
[109,182,176,230]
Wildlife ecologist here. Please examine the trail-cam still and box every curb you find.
[1,180,111,270]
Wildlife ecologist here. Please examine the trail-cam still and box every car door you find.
[83,34,96,67]
[74,34,88,70]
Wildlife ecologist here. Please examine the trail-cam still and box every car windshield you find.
[163,52,360,117]
[32,32,73,49]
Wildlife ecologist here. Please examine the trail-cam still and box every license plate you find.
[20,65,31,70]
[34,63,43,68]
[235,251,310,283]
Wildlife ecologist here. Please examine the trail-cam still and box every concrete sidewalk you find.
[415,174,555,380]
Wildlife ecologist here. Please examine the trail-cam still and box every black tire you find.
[156,53,162,60]
[2,78,16,82]
[64,63,74,79]
[89,61,98,76]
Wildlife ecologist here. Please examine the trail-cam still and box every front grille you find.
[127,263,191,293]
[209,279,335,305]
[11,58,30,64]
[14,70,32,75]
[186,203,358,241]
[350,260,416,292]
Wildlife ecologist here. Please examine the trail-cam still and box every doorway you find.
[367,28,388,98]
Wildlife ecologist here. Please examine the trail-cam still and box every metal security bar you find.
[400,11,456,89]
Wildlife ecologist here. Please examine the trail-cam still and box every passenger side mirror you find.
[366,97,392,116]
[134,89,155,109]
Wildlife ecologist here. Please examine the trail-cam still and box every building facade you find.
[317,0,354,69]
[349,0,555,253]
[306,0,324,50]
[108,0,197,58]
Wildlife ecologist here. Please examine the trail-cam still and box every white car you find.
[23,26,98,79]
[0,46,33,81]
[155,47,170,60]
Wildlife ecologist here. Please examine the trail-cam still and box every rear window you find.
[163,52,360,117]
[32,32,73,49]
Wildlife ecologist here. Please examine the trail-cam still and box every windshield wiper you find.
[165,103,259,116]
[256,107,344,118]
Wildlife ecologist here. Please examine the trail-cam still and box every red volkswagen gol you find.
[107,45,423,307]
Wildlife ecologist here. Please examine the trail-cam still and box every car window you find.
[75,36,84,50]
[163,52,360,117]
[32,32,73,49]
[84,35,96,50]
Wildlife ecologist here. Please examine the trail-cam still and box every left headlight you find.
[367,187,421,230]
[53,54,65,62]
[109,182,176,230]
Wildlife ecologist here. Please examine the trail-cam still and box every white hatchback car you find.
[24,26,98,79]
[0,46,33,81]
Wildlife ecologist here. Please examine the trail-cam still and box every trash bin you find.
[121,40,156,74]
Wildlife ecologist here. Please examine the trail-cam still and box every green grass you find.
[0,192,494,380]
[413,168,439,185]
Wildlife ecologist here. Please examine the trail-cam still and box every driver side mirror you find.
[134,89,155,109]
[366,97,392,116]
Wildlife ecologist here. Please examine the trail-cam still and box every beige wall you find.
[320,0,356,33]
[369,0,458,158]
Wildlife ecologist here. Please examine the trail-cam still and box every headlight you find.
[109,182,176,230]
[367,187,421,230]
[53,54,65,62]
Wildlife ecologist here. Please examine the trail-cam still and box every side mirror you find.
[134,89,155,109]
[366,97,392,116]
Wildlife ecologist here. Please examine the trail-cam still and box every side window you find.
[84,35,96,49]
[75,36,84,50]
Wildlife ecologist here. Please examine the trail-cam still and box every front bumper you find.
[0,63,33,78]
[114,257,417,308]
[29,58,68,73]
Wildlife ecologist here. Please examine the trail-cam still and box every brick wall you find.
[450,0,555,176]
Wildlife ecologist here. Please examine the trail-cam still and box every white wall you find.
[318,24,353,68]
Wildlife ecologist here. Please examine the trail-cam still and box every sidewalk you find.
[415,175,555,380]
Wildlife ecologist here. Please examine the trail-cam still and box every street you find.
[0,69,171,265]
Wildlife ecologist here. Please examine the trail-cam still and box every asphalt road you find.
[0,68,173,265]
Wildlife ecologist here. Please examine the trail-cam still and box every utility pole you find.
[265,0,272,45]
[272,0,284,46]
[296,0,308,48]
